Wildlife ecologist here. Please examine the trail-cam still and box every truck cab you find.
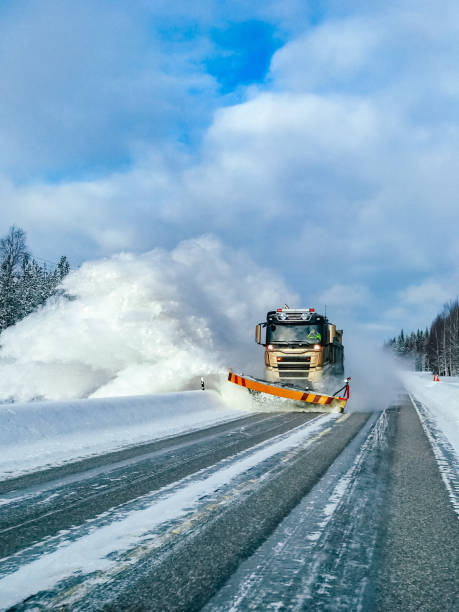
[255,307,344,388]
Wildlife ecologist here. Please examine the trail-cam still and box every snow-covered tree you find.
[386,300,459,376]
[0,226,70,332]
[0,226,30,329]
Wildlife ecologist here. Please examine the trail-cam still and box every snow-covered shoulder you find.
[0,391,250,479]
[401,372,459,456]
[401,371,459,514]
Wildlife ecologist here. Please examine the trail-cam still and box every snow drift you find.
[0,235,297,402]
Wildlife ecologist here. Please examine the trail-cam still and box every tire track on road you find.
[0,412,317,559]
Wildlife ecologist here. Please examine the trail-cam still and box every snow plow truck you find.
[256,307,344,387]
[228,307,349,413]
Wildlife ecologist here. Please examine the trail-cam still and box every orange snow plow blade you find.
[227,371,348,413]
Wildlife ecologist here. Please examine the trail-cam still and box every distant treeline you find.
[385,300,459,376]
[0,225,70,333]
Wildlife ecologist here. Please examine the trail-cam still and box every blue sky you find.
[204,20,282,93]
[1,0,459,340]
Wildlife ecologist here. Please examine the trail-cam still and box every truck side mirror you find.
[255,324,262,344]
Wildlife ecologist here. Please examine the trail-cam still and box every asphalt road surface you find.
[1,398,457,611]
[1,412,315,558]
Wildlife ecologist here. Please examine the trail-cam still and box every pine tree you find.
[388,299,459,376]
[0,226,70,332]
[57,256,70,280]
[0,226,30,330]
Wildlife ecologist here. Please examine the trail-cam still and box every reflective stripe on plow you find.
[227,371,346,408]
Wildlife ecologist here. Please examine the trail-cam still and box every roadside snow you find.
[0,390,251,479]
[401,372,459,456]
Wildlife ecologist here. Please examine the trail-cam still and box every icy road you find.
[0,388,458,610]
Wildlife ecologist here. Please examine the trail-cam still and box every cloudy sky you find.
[1,0,458,340]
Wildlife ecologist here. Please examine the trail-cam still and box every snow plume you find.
[345,335,400,412]
[0,236,297,402]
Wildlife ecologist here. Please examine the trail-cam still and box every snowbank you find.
[0,390,251,479]
[401,372,459,456]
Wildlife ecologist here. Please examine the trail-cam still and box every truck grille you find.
[278,363,310,371]
[277,356,311,378]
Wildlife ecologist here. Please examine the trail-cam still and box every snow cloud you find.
[0,236,297,401]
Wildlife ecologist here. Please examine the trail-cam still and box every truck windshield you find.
[266,324,322,345]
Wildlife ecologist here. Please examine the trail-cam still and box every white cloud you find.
[379,277,459,334]
[270,18,379,91]
[1,0,459,342]
[317,283,371,309]
[0,0,217,177]
[399,281,453,306]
